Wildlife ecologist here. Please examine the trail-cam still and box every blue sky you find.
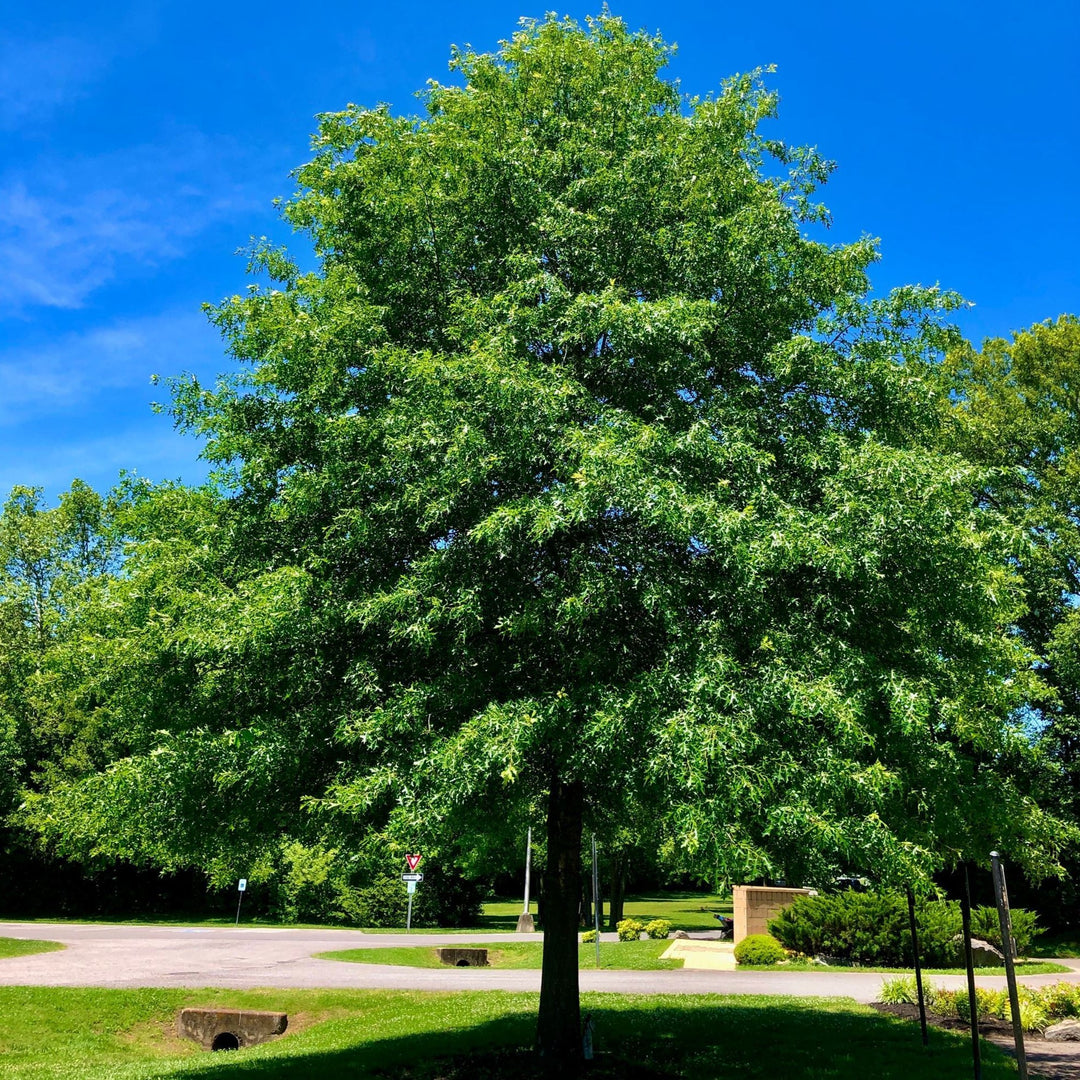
[2,1,1077,498]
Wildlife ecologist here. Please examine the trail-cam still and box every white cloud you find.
[0,131,272,313]
[0,424,210,500]
[0,308,226,426]
[0,34,110,129]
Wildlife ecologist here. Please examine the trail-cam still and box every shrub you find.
[581,929,598,943]
[1037,981,1080,1020]
[879,975,918,1004]
[734,934,786,965]
[347,868,484,929]
[769,891,1044,968]
[617,918,645,942]
[769,891,918,965]
[970,906,1042,956]
[644,919,672,940]
[888,981,1053,1033]
[1006,991,1050,1033]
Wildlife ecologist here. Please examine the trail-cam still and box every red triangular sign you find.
[405,854,422,871]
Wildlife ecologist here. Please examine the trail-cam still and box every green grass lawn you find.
[0,937,64,959]
[477,891,732,933]
[316,939,680,970]
[1029,932,1080,958]
[0,986,1017,1079]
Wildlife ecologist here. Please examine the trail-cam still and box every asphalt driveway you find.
[1,922,1077,1005]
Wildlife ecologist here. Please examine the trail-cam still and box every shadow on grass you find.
[140,995,1016,1080]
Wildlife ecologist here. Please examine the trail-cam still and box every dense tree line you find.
[1,13,1077,1065]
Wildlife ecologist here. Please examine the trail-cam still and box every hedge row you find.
[768,891,1040,966]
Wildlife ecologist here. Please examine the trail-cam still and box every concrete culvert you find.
[435,947,488,967]
[178,1008,287,1050]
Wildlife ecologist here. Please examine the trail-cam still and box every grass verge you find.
[475,892,731,933]
[0,937,64,959]
[740,959,1070,975]
[0,987,1016,1079]
[316,939,679,970]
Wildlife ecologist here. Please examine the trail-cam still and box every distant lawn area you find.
[5,891,731,935]
[0,937,64,959]
[0,986,1017,1079]
[1029,932,1080,959]
[478,891,731,932]
[317,939,680,970]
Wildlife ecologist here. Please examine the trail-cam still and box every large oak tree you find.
[26,14,1064,1065]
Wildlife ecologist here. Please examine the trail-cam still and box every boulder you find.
[952,935,1005,967]
[672,930,690,939]
[1045,1019,1080,1042]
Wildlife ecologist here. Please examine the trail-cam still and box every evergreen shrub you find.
[769,890,1040,966]
[734,933,786,965]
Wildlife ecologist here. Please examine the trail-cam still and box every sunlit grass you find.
[0,987,1018,1079]
[0,938,64,959]
[317,939,679,970]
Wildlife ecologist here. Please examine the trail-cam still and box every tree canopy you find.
[13,12,1067,1062]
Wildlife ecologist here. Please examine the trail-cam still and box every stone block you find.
[177,1008,287,1051]
[732,885,813,944]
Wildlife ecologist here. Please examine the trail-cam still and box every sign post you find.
[403,856,422,933]
[991,851,1028,1080]
[235,878,247,926]
[591,834,601,968]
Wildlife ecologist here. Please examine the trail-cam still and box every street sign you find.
[407,881,417,894]
[401,872,423,882]
[405,854,422,871]
[235,879,247,926]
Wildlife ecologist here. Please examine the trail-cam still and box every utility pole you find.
[516,827,535,933]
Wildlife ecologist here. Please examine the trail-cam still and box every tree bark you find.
[536,775,583,1068]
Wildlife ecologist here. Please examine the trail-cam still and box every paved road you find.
[1,922,1077,1005]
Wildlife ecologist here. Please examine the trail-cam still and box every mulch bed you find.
[873,1002,1080,1080]
[871,1000,1015,1038]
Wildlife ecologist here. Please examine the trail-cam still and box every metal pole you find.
[406,890,414,934]
[906,887,928,1046]
[960,867,982,1080]
[523,827,532,914]
[592,834,601,968]
[991,851,1028,1080]
[235,891,244,927]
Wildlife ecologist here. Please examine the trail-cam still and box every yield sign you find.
[405,853,422,871]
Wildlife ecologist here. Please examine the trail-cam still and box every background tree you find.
[938,315,1080,922]
[25,14,1064,1066]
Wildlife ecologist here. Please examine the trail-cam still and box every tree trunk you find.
[608,850,626,929]
[536,775,583,1068]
